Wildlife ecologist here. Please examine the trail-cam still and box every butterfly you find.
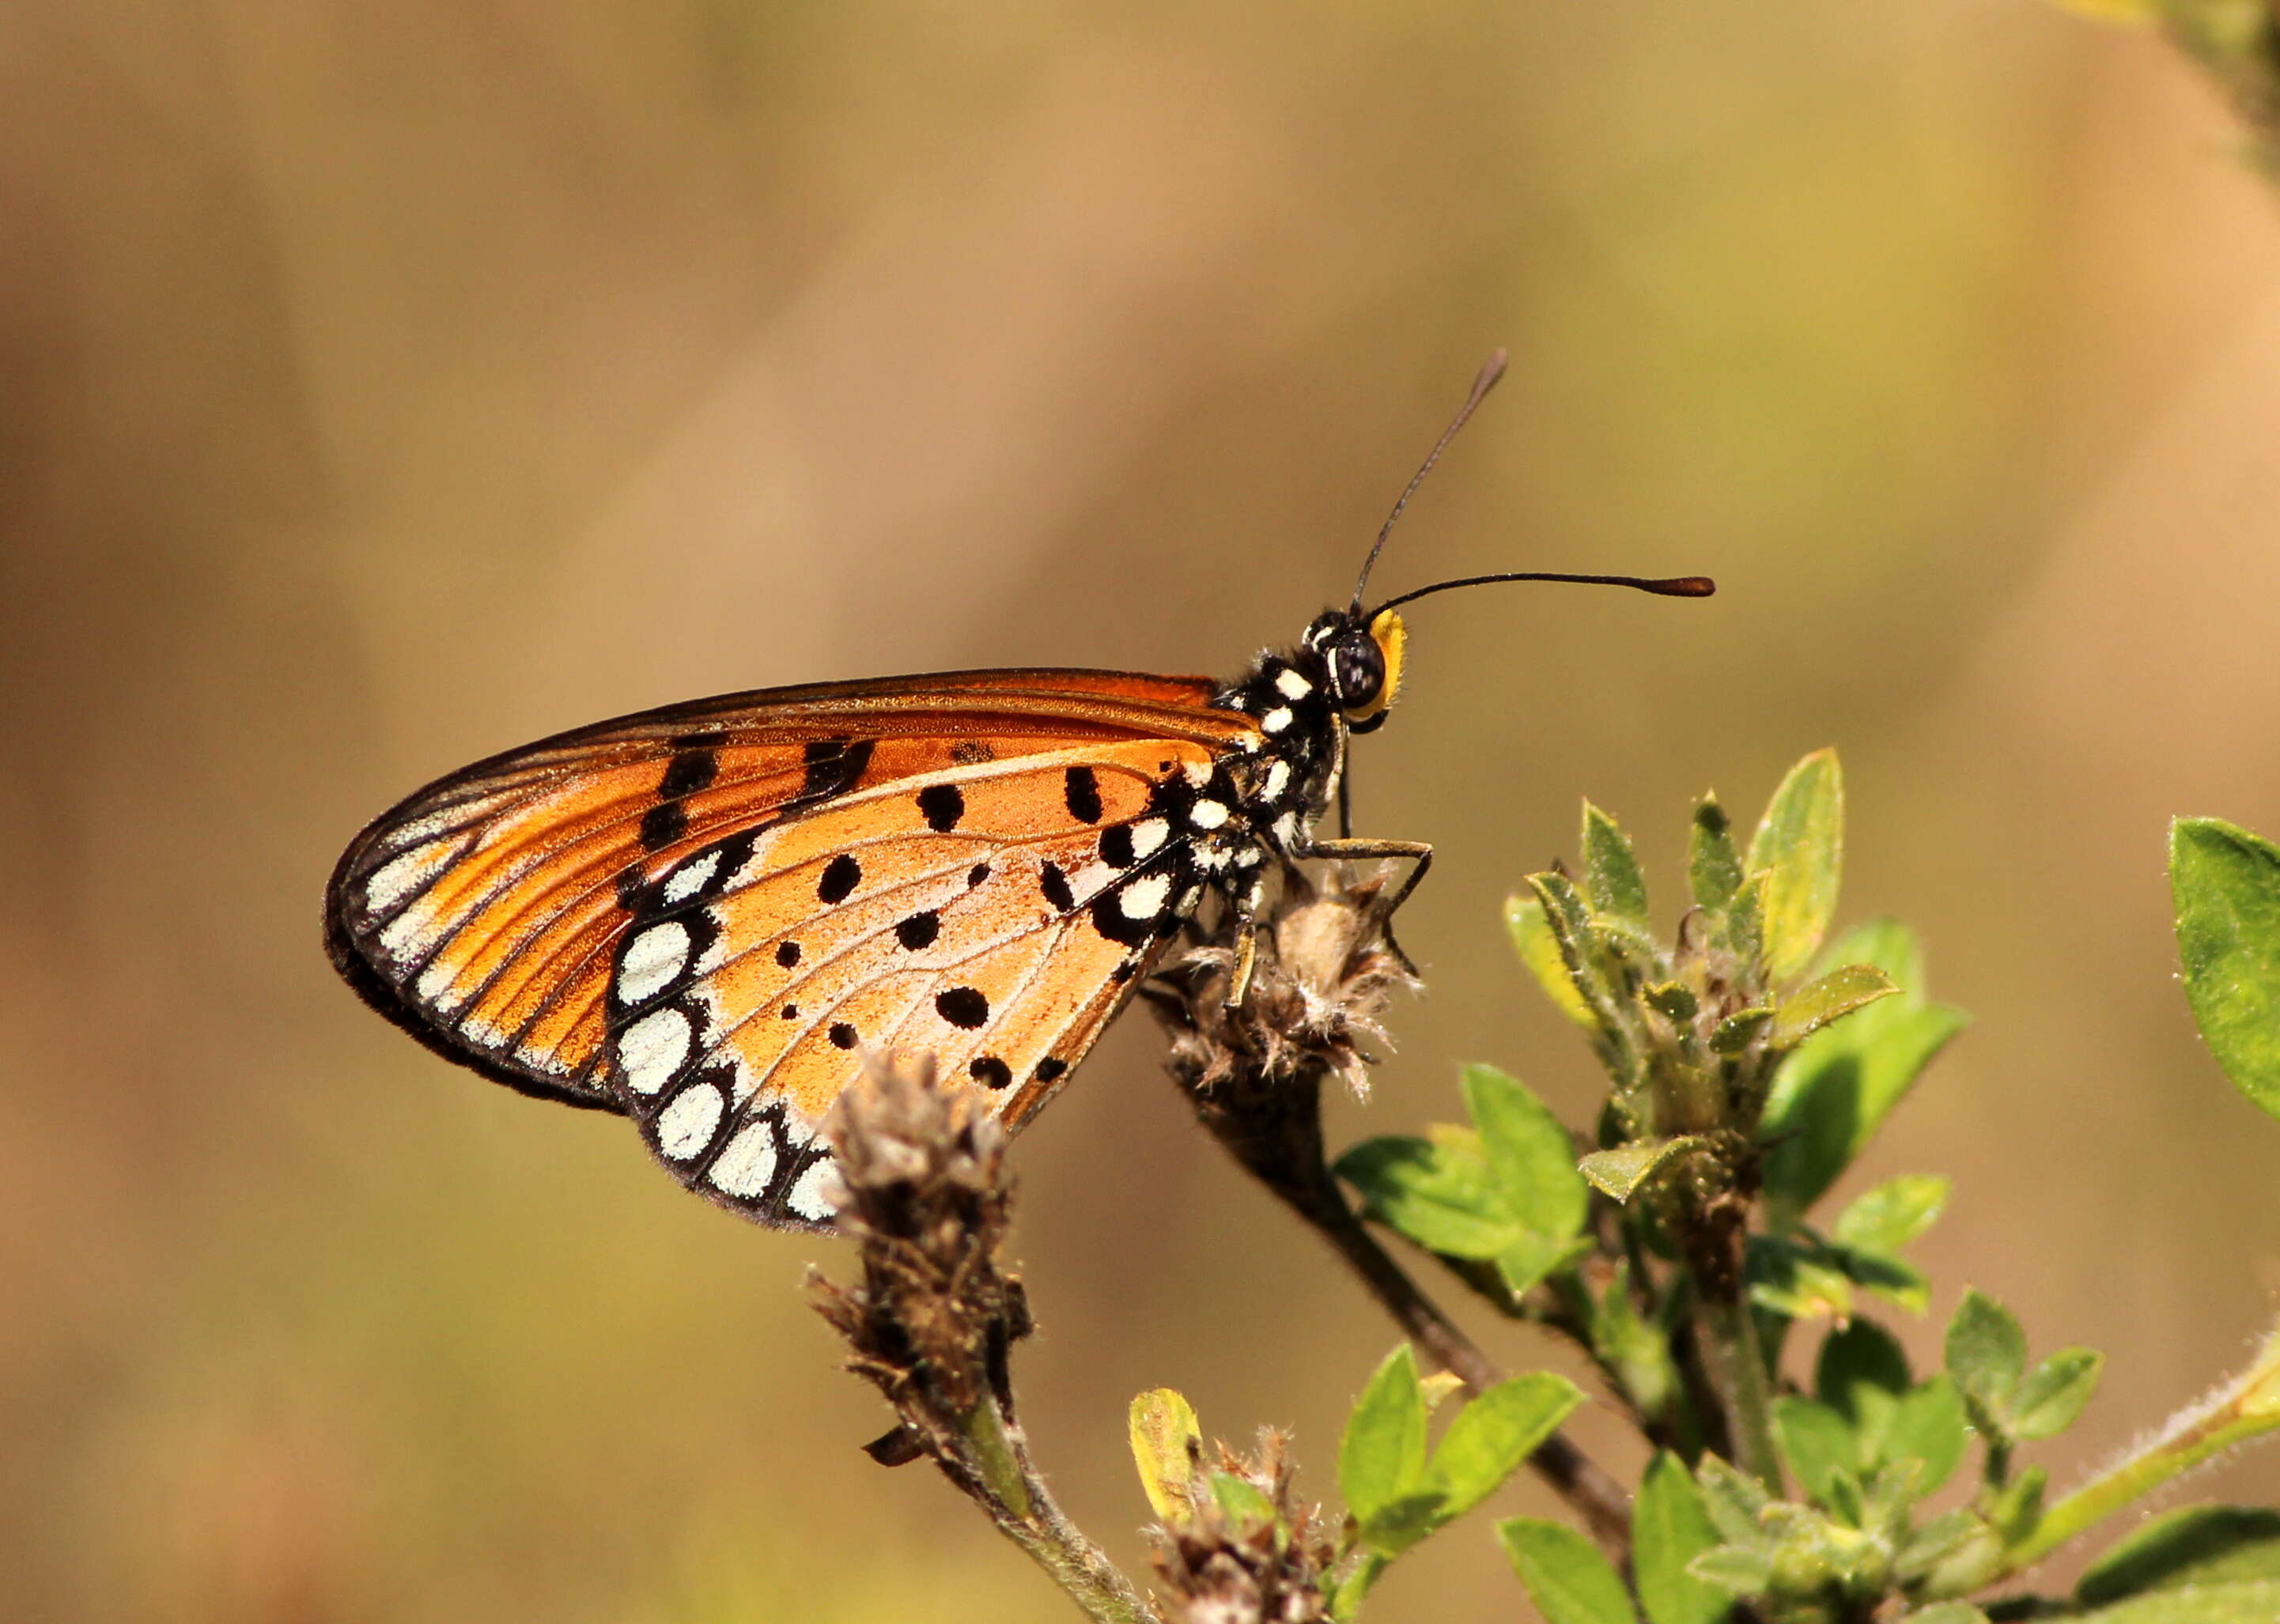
[323,353,1711,1231]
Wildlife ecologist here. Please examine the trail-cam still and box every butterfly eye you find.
[1337,609,1406,733]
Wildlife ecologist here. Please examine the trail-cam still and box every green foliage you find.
[1499,1516,1639,1624]
[1633,1452,1732,1624]
[1747,748,1844,980]
[2078,1506,2280,1605]
[2172,818,2280,1122]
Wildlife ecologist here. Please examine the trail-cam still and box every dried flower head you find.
[809,1052,1029,1426]
[1148,1429,1336,1624]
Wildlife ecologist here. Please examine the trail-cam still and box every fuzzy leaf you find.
[1772,1396,1860,1508]
[1686,1547,1774,1595]
[1945,1289,2026,1433]
[1690,794,1745,910]
[1210,1471,1276,1531]
[2010,1347,2103,1441]
[1711,1008,1776,1055]
[1634,1452,1733,1624]
[1694,1456,1774,1550]
[1462,1065,1588,1240]
[2172,818,2280,1123]
[1761,920,1968,1223]
[2078,1506,2280,1605]
[1129,1388,1201,1524]
[1583,801,1650,929]
[1340,1345,1429,1531]
[1507,892,1598,1027]
[1497,1230,1595,1299]
[1498,1517,1641,1624]
[1832,1176,1949,1257]
[1427,1373,1582,1520]
[1770,965,1897,1049]
[1747,748,1844,980]
[1580,1138,1698,1203]
[1885,1375,1969,1496]
[1334,1136,1523,1259]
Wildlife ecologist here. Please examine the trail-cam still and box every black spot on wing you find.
[1064,766,1102,824]
[936,987,989,1029]
[1035,1057,1068,1082]
[1088,890,1155,948]
[917,784,964,833]
[829,1022,857,1049]
[895,910,940,950]
[639,800,689,851]
[799,738,878,805]
[968,863,991,888]
[969,1055,1012,1090]
[658,748,718,799]
[1098,824,1136,868]
[1039,861,1074,912]
[776,939,802,968]
[818,853,861,904]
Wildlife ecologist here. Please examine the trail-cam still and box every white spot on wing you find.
[618,1007,692,1095]
[365,846,448,914]
[656,1083,724,1161]
[1120,872,1171,920]
[1129,818,1169,860]
[1189,799,1230,829]
[1261,761,1291,802]
[709,1120,778,1197]
[1181,760,1212,787]
[377,908,429,965]
[787,1157,845,1222]
[617,921,690,1004]
[414,957,462,1009]
[1275,668,1312,700]
[661,851,720,905]
[1261,706,1293,734]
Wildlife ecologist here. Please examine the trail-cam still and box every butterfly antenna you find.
[1367,570,1715,616]
[1349,349,1510,614]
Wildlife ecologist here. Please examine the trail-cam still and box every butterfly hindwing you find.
[602,741,1223,1228]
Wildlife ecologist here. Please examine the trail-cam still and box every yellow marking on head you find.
[1352,607,1406,725]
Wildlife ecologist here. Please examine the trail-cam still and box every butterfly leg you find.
[1292,836,1434,975]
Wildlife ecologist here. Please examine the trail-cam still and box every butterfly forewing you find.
[325,670,1263,1223]
[602,742,1222,1227]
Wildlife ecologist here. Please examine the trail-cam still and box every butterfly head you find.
[1303,606,1407,736]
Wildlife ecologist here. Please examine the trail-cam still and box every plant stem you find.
[1998,1325,2280,1577]
[1692,1288,1784,1494]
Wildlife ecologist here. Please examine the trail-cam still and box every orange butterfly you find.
[324,354,1711,1230]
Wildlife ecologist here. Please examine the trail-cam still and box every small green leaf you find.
[1645,980,1700,1025]
[1498,1230,1595,1299]
[1334,1136,1523,1259]
[1463,1064,1588,1240]
[1817,1319,1911,1415]
[2172,818,2280,1123]
[1896,1510,1986,1582]
[1427,1372,1583,1520]
[1832,1176,1949,1256]
[1690,794,1745,911]
[1583,801,1650,929]
[1580,1138,1698,1203]
[1904,1605,1990,1624]
[1361,1491,1448,1556]
[1507,892,1598,1027]
[1711,1008,1775,1054]
[1209,1471,1276,1531]
[1590,1263,1681,1422]
[1770,965,1896,1048]
[1497,1517,1641,1624]
[1748,1236,1855,1322]
[1945,1289,2027,1434]
[1340,1344,1429,1528]
[1686,1547,1774,1596]
[1327,1552,1388,1620]
[1129,1388,1202,1524]
[1634,1452,1732,1624]
[1885,1376,1969,1496]
[1725,871,1767,965]
[1772,1397,1859,1508]
[1694,1456,1774,1549]
[2011,1347,2103,1441]
[2078,1505,2280,1605]
[1760,921,1968,1224]
[1747,748,1843,980]
[1988,1464,2047,1544]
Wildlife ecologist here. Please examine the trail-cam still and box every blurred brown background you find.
[6,3,2280,1620]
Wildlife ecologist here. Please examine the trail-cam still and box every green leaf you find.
[1896,1509,1987,1582]
[1685,1548,1774,1596]
[1770,965,1897,1049]
[1340,1344,1429,1530]
[1945,1289,2027,1434]
[1694,1456,1774,1549]
[1462,1065,1588,1240]
[2078,1505,2280,1605]
[1832,1176,1949,1256]
[1748,1236,1855,1322]
[1773,1396,1860,1508]
[1761,920,1968,1223]
[1426,1372,1582,1520]
[1579,1138,1699,1203]
[1817,1319,1911,1416]
[1634,1452,1733,1624]
[1583,801,1650,929]
[1334,1136,1522,1259]
[1747,748,1844,980]
[1646,980,1700,1025]
[1690,794,1745,911]
[1590,1263,1681,1421]
[1885,1376,1969,1496]
[1497,1517,1640,1624]
[1725,871,1767,965]
[1129,1388,1202,1524]
[1904,1605,1990,1624]
[1711,1008,1775,1054]
[1327,1552,1388,1620]
[2069,1583,2280,1623]
[2172,818,2280,1123]
[1507,892,1598,1028]
[1209,1471,1276,1531]
[2010,1347,2102,1441]
[1988,1463,2047,1546]
[1498,1230,1594,1299]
